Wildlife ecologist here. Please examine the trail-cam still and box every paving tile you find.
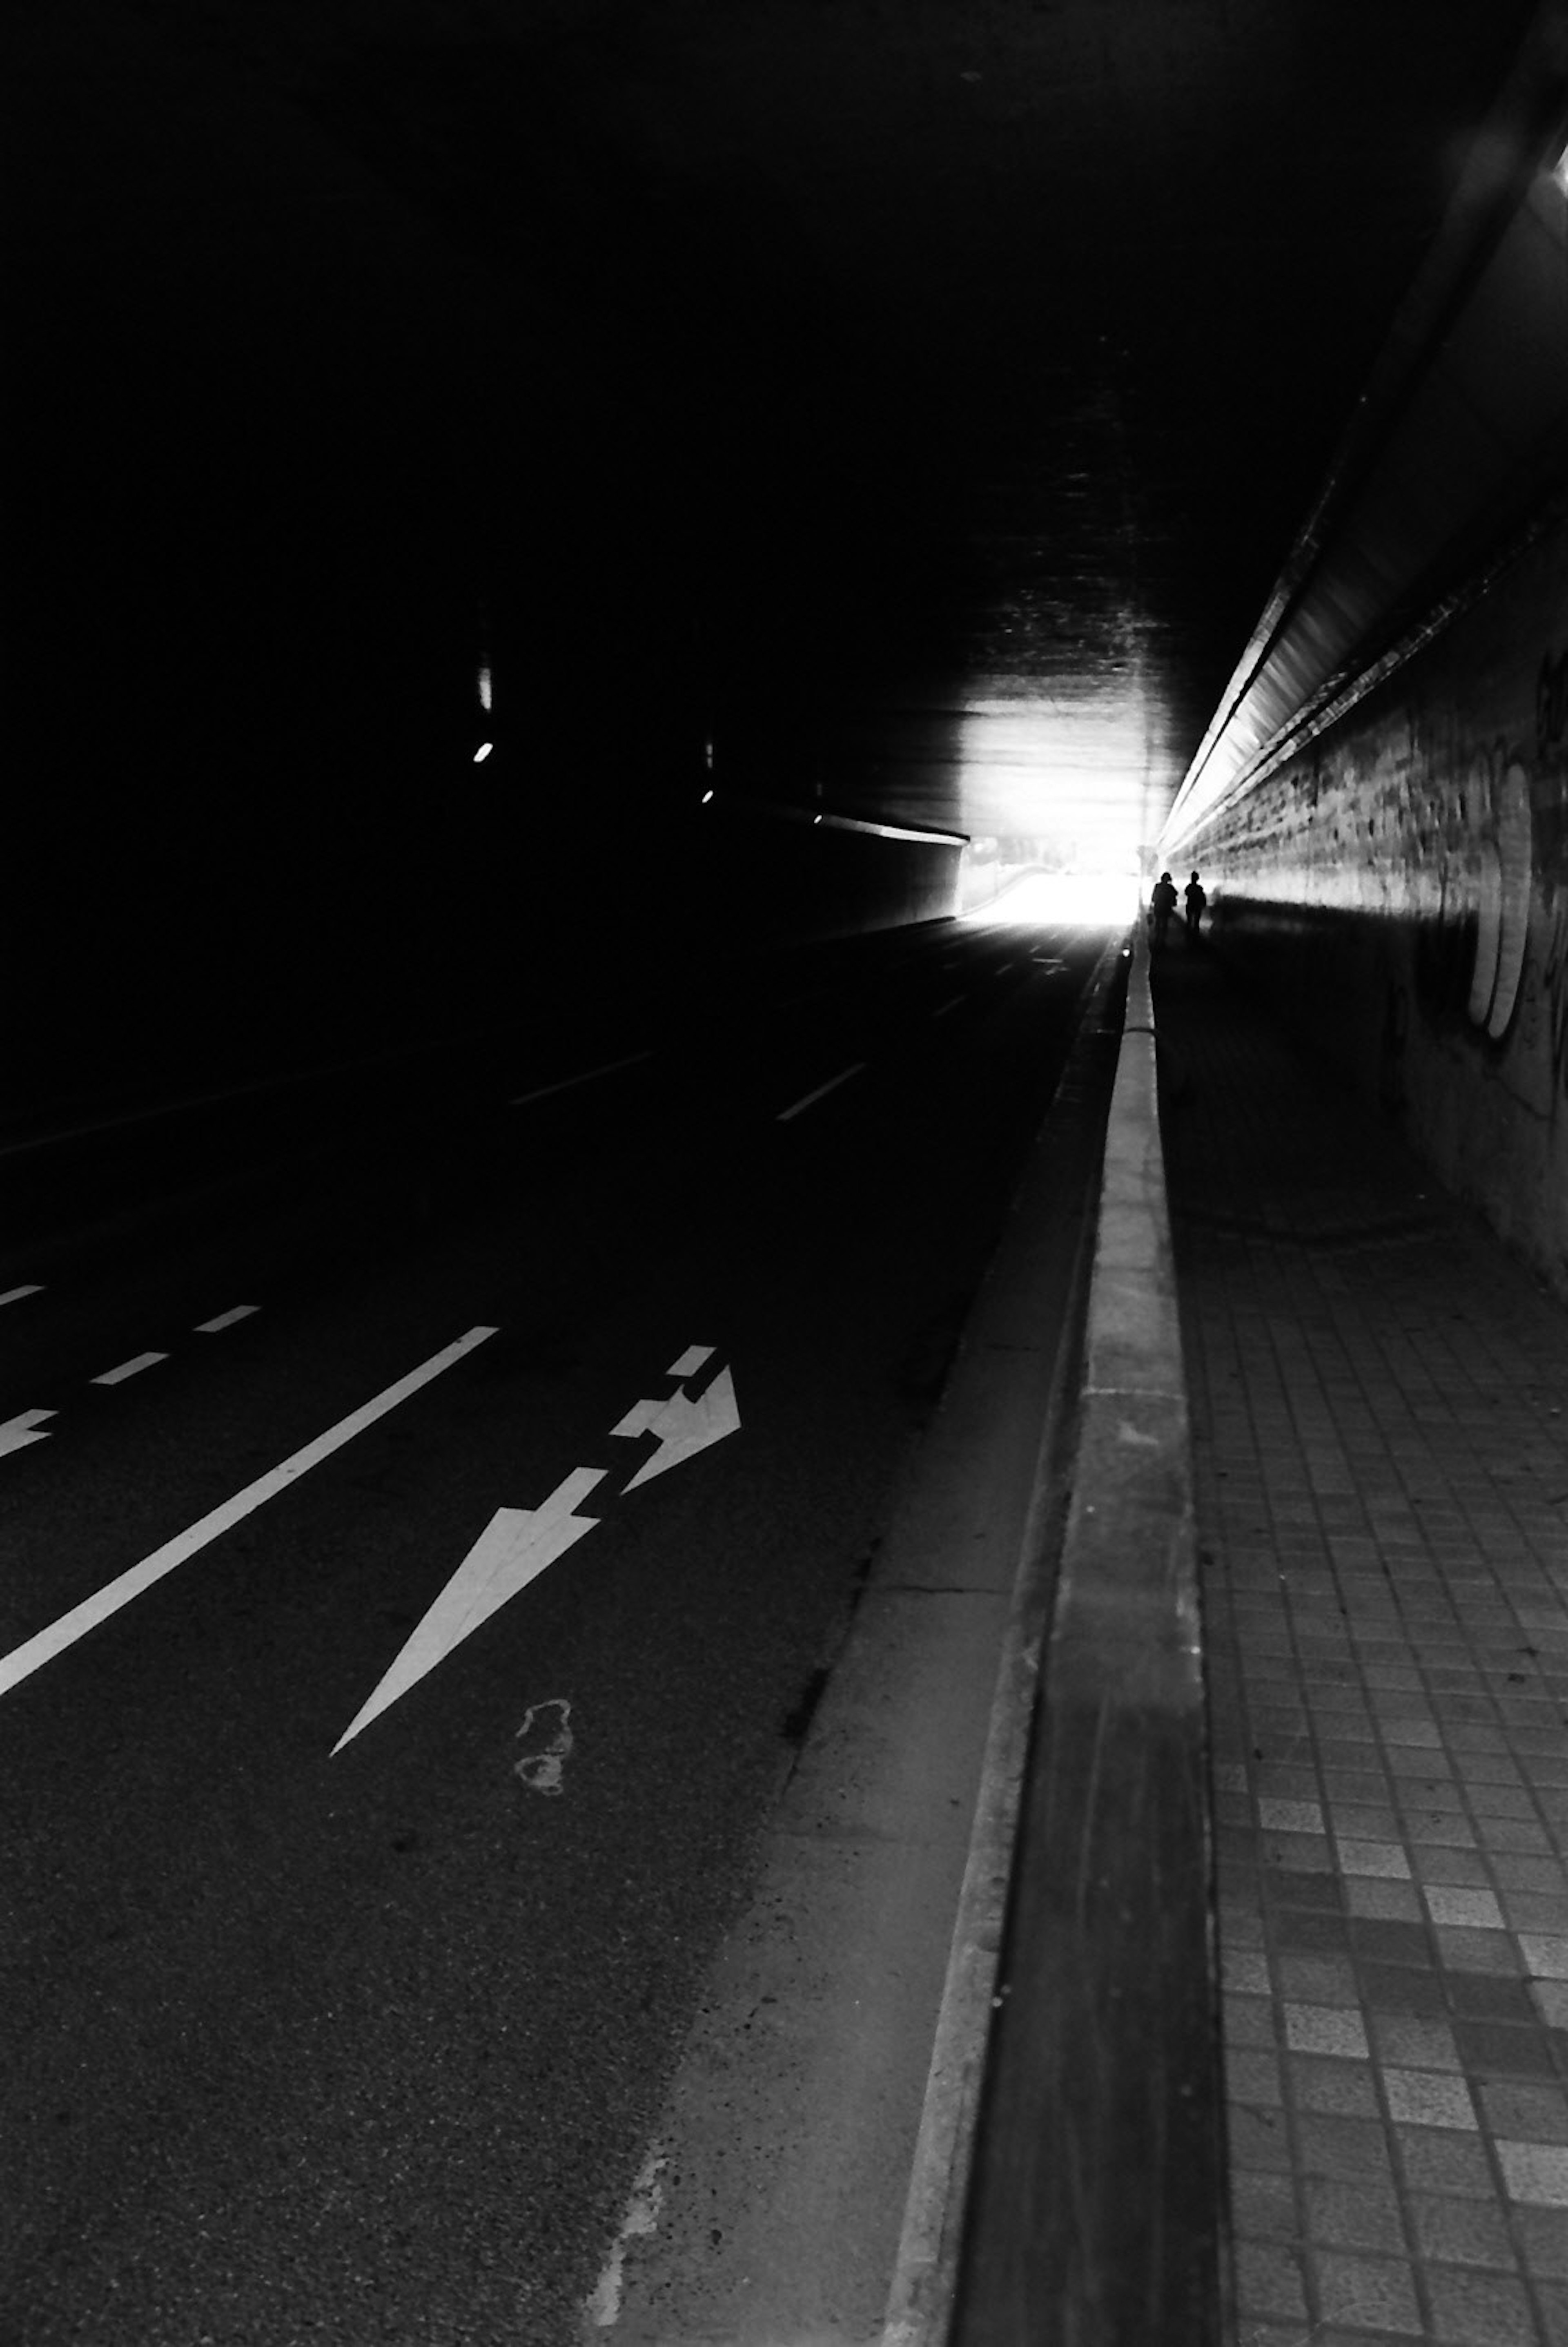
[1497,2139,1568,2205]
[1285,2003,1370,2059]
[1295,2111,1397,2184]
[1229,2100,1296,2173]
[1394,2125,1498,2197]
[1338,1838,1414,1878]
[1512,2202,1568,2276]
[1278,1956,1362,2006]
[1478,2080,1568,2142]
[1408,2188,1515,2268]
[1451,2017,1560,2079]
[1413,1847,1494,1888]
[1270,1867,1346,1911]
[1448,1973,1541,2023]
[1301,2174,1405,2254]
[1423,2263,1538,2344]
[1368,2013,1463,2071]
[1434,1924,1523,1973]
[1424,1885,1508,1928]
[1227,2047,1286,2107]
[1288,2054,1380,2118]
[1381,2069,1478,2129]
[1310,2249,1423,2334]
[1224,1993,1279,2050]
[1232,2166,1300,2241]
[1350,1916,1436,1969]
[1234,2236,1311,2321]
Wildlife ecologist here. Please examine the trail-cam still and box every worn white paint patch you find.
[582,2142,667,2329]
[1116,1417,1162,1449]
[514,1696,574,1796]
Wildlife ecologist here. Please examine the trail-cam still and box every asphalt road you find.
[1,911,1117,2347]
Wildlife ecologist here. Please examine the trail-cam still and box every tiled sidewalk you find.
[1154,941,1568,2347]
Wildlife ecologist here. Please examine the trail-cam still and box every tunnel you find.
[9,5,1568,2344]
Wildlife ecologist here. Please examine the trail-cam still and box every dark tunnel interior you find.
[5,0,1546,1118]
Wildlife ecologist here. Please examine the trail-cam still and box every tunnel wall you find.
[1180,511,1568,1295]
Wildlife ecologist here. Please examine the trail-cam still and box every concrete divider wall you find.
[944,928,1227,2343]
[1177,509,1568,1301]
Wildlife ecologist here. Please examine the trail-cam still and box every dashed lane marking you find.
[776,1062,866,1122]
[932,995,964,1017]
[92,1352,168,1386]
[194,1305,259,1334]
[0,1285,44,1308]
[0,1326,499,1703]
[0,1409,55,1459]
[509,1050,654,1109]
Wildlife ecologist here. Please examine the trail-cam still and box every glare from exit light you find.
[1554,141,1568,197]
[962,868,1141,927]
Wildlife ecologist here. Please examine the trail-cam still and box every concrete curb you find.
[889,925,1229,2342]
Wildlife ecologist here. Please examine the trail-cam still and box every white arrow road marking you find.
[332,1469,605,1754]
[611,1361,740,1492]
[0,1408,54,1459]
[0,1327,498,1703]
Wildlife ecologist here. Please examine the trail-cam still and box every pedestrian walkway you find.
[1153,937,1568,2347]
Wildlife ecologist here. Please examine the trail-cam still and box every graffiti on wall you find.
[1409,742,1533,1043]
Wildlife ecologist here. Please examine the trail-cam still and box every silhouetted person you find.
[1150,870,1178,949]
[1183,870,1207,940]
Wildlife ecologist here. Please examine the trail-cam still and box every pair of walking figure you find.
[1150,870,1205,948]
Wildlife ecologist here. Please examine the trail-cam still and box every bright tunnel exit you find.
[953,672,1167,928]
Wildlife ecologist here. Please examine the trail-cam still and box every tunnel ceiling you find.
[10,0,1544,859]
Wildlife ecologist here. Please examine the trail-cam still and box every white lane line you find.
[776,1062,866,1122]
[194,1305,260,1334]
[932,996,964,1018]
[92,1352,168,1386]
[0,1284,44,1308]
[510,1050,654,1109]
[0,1325,498,1702]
